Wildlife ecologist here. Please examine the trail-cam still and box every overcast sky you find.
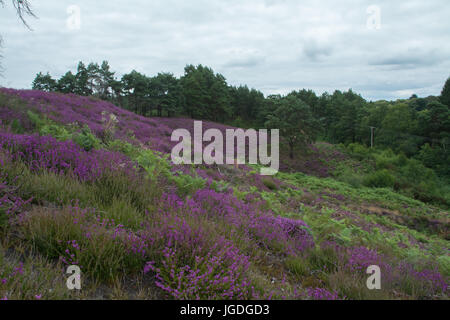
[0,0,449,101]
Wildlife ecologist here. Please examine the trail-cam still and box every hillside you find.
[0,88,448,300]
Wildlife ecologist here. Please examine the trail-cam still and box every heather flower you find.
[0,132,137,182]
[306,287,341,300]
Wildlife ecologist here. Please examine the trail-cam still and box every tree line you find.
[32,62,449,177]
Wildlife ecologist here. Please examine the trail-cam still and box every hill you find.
[0,88,448,300]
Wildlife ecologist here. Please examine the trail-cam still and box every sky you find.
[0,0,449,101]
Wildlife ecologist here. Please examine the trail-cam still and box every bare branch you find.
[1,0,36,29]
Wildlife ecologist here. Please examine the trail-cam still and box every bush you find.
[400,159,437,184]
[11,119,25,134]
[335,166,364,188]
[20,205,146,282]
[39,124,72,141]
[374,149,397,170]
[107,139,138,158]
[262,178,278,190]
[363,169,395,188]
[347,143,370,160]
[72,126,100,151]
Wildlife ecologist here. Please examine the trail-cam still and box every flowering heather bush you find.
[0,161,32,226]
[20,197,255,298]
[138,194,253,299]
[344,246,390,273]
[0,133,136,182]
[305,287,341,300]
[0,88,183,152]
[0,187,32,221]
[1,262,24,286]
[144,242,252,300]
[0,93,34,133]
[396,262,448,296]
[185,188,315,255]
[319,242,391,274]
[318,241,449,296]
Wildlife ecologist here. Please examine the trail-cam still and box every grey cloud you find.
[369,50,445,69]
[302,39,333,62]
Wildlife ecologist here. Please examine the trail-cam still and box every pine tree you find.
[440,77,450,107]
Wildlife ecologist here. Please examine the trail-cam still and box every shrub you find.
[11,119,25,134]
[347,143,370,160]
[336,166,364,188]
[363,169,395,188]
[72,126,100,151]
[400,159,437,184]
[374,149,397,170]
[143,211,252,299]
[20,205,147,282]
[0,133,136,183]
[107,139,138,158]
[39,123,72,141]
[262,178,278,190]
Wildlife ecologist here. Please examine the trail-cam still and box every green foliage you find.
[27,110,71,141]
[171,171,206,196]
[57,71,76,93]
[262,178,278,190]
[11,119,25,134]
[39,123,72,141]
[436,255,450,276]
[107,139,138,158]
[136,149,205,197]
[28,111,103,150]
[440,77,450,107]
[26,110,45,128]
[334,165,364,188]
[285,256,311,278]
[32,72,57,92]
[400,159,437,184]
[72,125,101,151]
[136,149,171,181]
[363,169,395,189]
[265,95,319,159]
[181,64,231,122]
[346,143,371,160]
